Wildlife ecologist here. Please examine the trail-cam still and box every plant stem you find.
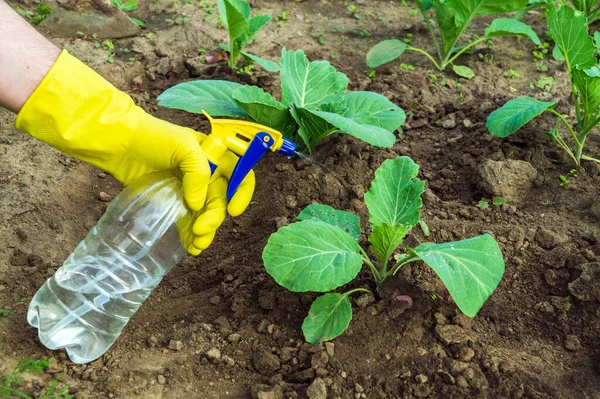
[548,109,581,146]
[344,287,374,297]
[417,7,442,61]
[387,252,420,279]
[406,47,443,70]
[360,247,381,284]
[582,154,600,163]
[444,36,488,68]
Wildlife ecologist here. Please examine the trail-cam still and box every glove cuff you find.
[14,50,140,174]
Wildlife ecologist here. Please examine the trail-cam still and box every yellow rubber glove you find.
[15,49,254,255]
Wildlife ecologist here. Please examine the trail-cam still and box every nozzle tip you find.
[278,138,296,156]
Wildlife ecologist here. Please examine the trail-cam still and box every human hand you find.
[15,50,254,254]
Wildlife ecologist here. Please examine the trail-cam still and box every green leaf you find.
[304,107,397,148]
[290,106,338,149]
[483,18,541,45]
[366,40,408,68]
[262,220,363,292]
[222,0,249,40]
[547,4,596,71]
[364,156,424,229]
[452,65,475,79]
[573,68,600,126]
[246,14,271,39]
[344,91,406,133]
[232,85,296,136]
[415,0,433,12]
[297,204,361,241]
[369,224,411,265]
[157,80,248,117]
[411,234,505,317]
[302,293,352,344]
[241,51,280,72]
[218,0,250,27]
[434,0,528,53]
[280,49,349,108]
[486,97,556,138]
[445,0,529,25]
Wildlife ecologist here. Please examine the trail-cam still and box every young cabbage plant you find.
[262,156,505,344]
[367,0,540,79]
[157,48,405,152]
[217,0,279,72]
[487,3,600,166]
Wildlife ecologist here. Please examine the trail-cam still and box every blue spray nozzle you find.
[277,138,296,156]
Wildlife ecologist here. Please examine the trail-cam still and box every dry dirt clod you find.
[157,375,166,385]
[168,340,183,351]
[355,293,375,309]
[253,350,281,375]
[435,325,472,345]
[565,335,581,351]
[206,347,221,361]
[477,159,537,206]
[535,228,568,250]
[306,377,327,399]
[568,262,600,301]
[98,192,111,202]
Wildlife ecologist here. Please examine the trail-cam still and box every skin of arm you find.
[0,0,61,113]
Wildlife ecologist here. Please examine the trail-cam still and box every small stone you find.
[355,293,375,309]
[463,119,473,128]
[157,375,166,385]
[565,335,581,351]
[440,371,455,385]
[228,333,241,343]
[168,340,183,351]
[99,192,111,202]
[325,342,335,357]
[435,325,472,345]
[441,114,456,129]
[209,296,221,305]
[274,216,289,228]
[306,378,327,399]
[285,195,298,208]
[97,172,107,178]
[206,347,221,360]
[535,228,568,250]
[415,374,428,384]
[355,383,364,393]
[222,355,235,367]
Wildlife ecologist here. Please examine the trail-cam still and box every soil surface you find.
[1,1,600,398]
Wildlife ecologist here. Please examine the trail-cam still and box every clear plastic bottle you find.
[27,172,195,364]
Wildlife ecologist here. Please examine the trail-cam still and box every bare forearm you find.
[0,0,60,113]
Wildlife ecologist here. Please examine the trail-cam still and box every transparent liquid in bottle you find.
[27,172,194,363]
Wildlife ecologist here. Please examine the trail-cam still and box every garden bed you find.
[1,0,599,398]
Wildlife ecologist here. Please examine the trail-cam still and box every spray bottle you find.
[27,112,296,364]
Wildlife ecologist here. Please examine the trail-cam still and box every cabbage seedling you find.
[487,3,600,166]
[217,0,279,72]
[366,0,540,78]
[262,157,505,344]
[157,48,405,151]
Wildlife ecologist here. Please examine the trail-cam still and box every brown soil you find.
[1,1,600,398]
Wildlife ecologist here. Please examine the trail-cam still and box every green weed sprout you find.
[262,157,505,344]
[367,0,540,78]
[158,48,405,151]
[217,0,279,72]
[487,3,600,166]
[0,358,73,399]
